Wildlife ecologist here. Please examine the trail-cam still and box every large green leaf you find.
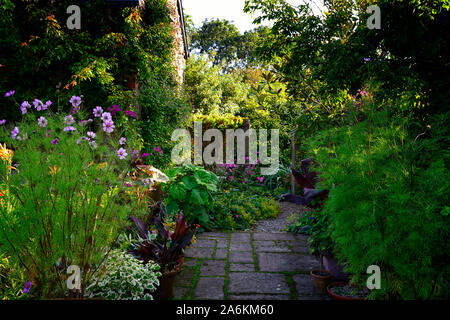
[181,175,198,190]
[169,182,187,200]
[190,189,205,205]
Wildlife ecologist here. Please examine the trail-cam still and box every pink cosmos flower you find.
[11,127,19,140]
[119,137,126,145]
[21,101,31,114]
[101,112,112,122]
[102,120,115,133]
[63,126,77,132]
[64,115,74,125]
[93,106,103,118]
[5,90,15,97]
[33,99,44,111]
[69,96,82,107]
[117,148,128,160]
[38,116,47,128]
[87,131,96,139]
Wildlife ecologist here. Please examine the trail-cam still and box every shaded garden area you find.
[0,0,449,301]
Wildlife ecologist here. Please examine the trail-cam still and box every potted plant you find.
[307,209,333,294]
[129,202,198,300]
[327,282,369,300]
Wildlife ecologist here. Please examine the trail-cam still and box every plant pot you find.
[310,269,333,294]
[326,282,367,300]
[323,254,349,282]
[154,256,184,300]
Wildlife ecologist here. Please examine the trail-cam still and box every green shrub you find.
[86,249,161,300]
[210,191,280,230]
[164,165,218,228]
[306,107,450,299]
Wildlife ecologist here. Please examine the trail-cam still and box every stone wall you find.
[166,0,188,85]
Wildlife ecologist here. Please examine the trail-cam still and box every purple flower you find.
[123,182,132,187]
[51,138,59,145]
[142,178,151,186]
[63,126,77,132]
[38,116,47,128]
[87,131,96,139]
[124,110,136,118]
[101,112,112,122]
[141,153,150,158]
[153,147,162,154]
[117,147,128,160]
[229,176,234,181]
[33,99,44,111]
[119,137,126,145]
[69,96,82,107]
[20,101,31,114]
[257,176,264,183]
[11,127,19,140]
[235,215,239,219]
[108,104,121,115]
[0,119,6,125]
[364,57,371,62]
[5,90,15,98]
[44,100,52,109]
[71,106,80,114]
[64,115,74,125]
[102,120,115,133]
[22,280,32,294]
[93,106,103,118]
[131,149,139,159]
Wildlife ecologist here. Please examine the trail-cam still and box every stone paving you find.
[173,225,331,300]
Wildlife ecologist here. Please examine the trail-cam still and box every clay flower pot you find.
[310,269,333,294]
[326,282,368,300]
[154,256,184,300]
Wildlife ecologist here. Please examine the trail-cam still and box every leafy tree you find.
[191,19,270,70]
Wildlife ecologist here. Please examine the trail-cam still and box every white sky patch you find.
[183,0,325,33]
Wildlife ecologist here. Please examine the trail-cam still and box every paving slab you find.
[229,263,255,272]
[230,232,251,242]
[253,232,297,241]
[200,260,227,276]
[229,242,253,251]
[214,248,227,259]
[228,273,290,294]
[257,252,319,272]
[194,239,217,248]
[198,232,228,239]
[194,277,225,300]
[229,251,254,263]
[184,247,214,258]
[175,268,196,287]
[173,286,191,299]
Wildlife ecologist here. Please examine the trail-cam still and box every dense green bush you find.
[164,165,218,228]
[210,191,280,230]
[306,104,449,299]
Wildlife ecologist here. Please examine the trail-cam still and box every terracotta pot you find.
[326,282,365,300]
[310,269,333,294]
[154,256,184,300]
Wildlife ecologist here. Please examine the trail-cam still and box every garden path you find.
[173,202,330,300]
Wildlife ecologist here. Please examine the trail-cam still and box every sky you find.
[182,0,325,33]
